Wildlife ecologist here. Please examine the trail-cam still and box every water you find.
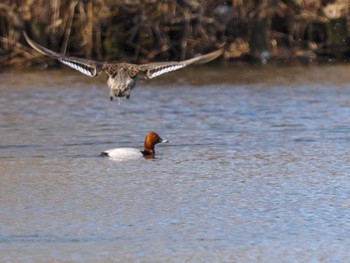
[1,64,350,262]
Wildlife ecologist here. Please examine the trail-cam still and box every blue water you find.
[1,65,350,262]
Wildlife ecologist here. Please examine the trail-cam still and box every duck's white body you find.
[102,148,143,160]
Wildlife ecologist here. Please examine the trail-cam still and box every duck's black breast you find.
[99,152,109,157]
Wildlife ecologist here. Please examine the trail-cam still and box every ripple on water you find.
[2,66,350,261]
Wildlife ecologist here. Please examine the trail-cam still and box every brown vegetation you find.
[0,0,350,68]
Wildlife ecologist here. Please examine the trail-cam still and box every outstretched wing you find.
[138,47,223,79]
[23,32,103,77]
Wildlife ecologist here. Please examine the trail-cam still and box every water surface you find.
[1,64,350,262]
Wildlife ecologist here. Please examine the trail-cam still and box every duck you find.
[100,132,168,160]
[23,32,223,100]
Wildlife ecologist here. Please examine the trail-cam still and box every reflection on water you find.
[2,64,350,261]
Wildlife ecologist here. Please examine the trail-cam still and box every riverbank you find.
[1,0,349,68]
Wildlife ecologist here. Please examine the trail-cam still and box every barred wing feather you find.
[140,62,187,79]
[23,32,103,77]
[140,47,223,79]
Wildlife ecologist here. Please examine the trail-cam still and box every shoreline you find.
[1,1,349,68]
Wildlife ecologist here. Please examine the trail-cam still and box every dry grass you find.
[0,0,350,68]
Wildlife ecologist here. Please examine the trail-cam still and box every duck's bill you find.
[160,139,169,143]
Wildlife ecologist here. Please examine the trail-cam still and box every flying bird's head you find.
[107,68,137,100]
[108,81,132,100]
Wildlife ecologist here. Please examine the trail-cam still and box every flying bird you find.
[24,32,223,100]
